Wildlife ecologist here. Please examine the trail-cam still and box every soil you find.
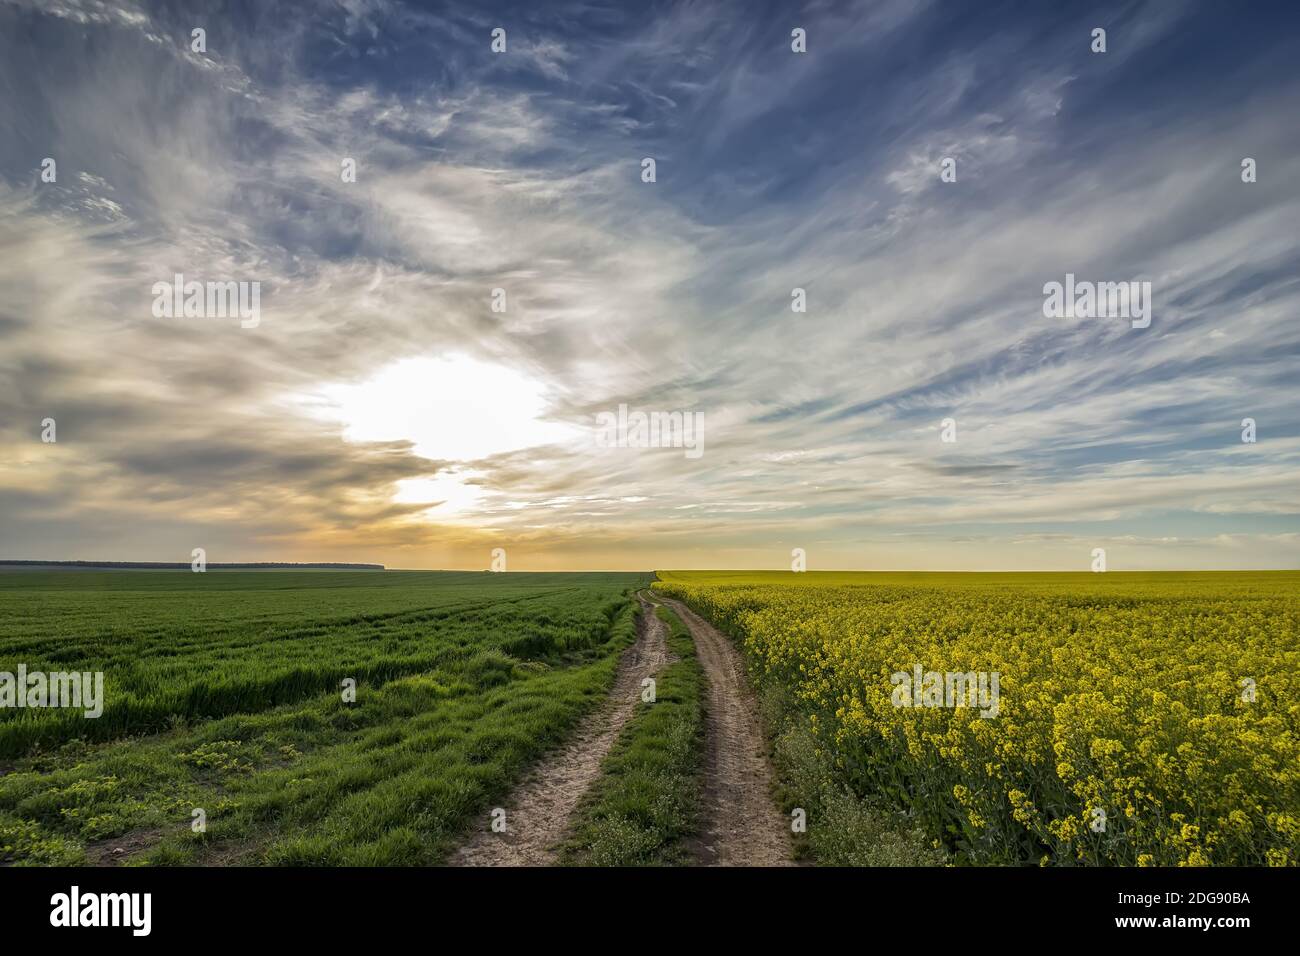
[448,589,794,867]
[654,594,794,867]
[448,593,671,866]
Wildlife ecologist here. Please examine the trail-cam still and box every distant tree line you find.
[0,560,385,570]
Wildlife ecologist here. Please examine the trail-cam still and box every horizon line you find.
[4,560,1299,575]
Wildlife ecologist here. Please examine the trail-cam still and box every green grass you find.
[0,569,650,865]
[560,601,705,866]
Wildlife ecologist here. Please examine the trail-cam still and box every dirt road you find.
[448,592,671,866]
[448,589,793,866]
[653,593,794,867]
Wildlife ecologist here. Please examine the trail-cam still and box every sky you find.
[1,0,1298,571]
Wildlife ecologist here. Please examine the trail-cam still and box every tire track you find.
[448,593,670,866]
[654,594,794,867]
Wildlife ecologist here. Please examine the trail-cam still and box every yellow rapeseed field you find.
[654,571,1300,866]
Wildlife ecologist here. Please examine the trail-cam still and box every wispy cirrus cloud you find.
[1,0,1297,570]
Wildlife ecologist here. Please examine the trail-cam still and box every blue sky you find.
[1,0,1298,570]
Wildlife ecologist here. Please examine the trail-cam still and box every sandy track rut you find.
[655,594,794,867]
[449,594,671,866]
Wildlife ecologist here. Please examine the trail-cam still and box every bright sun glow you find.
[393,472,486,515]
[311,355,577,516]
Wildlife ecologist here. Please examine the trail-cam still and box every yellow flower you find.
[656,570,1300,866]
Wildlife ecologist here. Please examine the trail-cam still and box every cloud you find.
[0,0,1297,569]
